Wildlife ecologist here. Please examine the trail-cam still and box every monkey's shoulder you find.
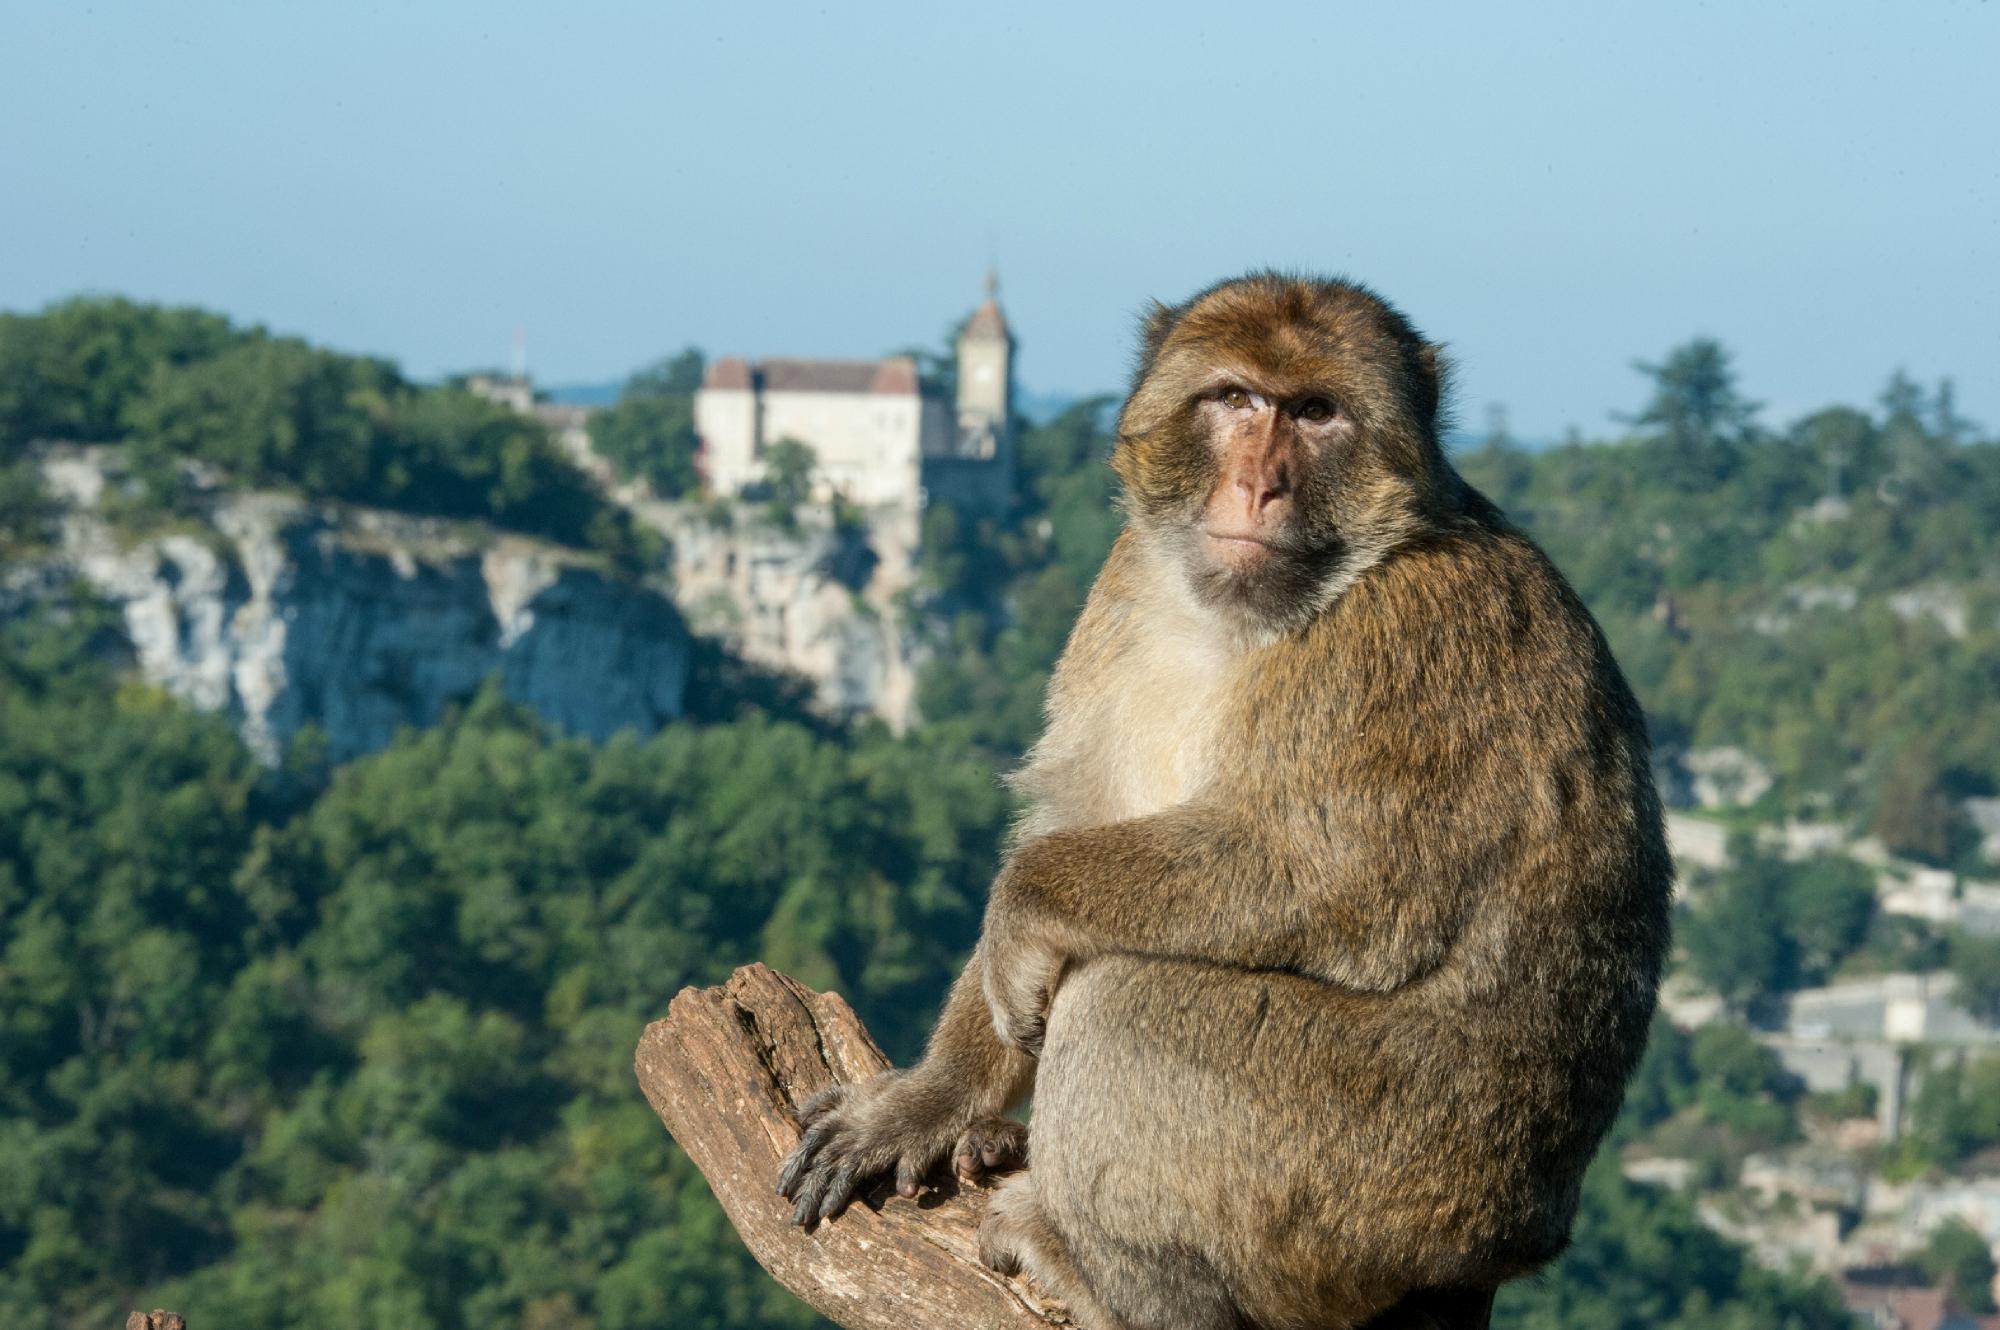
[1331,526,1599,678]
[1287,522,1646,790]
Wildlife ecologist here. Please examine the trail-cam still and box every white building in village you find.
[694,276,1016,513]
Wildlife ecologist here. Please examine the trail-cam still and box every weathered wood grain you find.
[635,963,1066,1330]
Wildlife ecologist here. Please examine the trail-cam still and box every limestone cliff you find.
[638,498,925,729]
[16,447,691,763]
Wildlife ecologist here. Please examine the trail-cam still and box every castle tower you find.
[954,270,1014,462]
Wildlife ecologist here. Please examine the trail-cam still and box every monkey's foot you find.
[976,1173,1040,1277]
[980,1174,1131,1329]
[953,1117,1029,1186]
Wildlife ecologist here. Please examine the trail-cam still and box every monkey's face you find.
[1113,274,1448,632]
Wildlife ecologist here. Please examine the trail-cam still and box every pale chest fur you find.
[1011,580,1245,840]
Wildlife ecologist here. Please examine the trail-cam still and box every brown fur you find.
[779,273,1672,1330]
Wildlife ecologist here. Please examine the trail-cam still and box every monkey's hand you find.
[776,1070,973,1225]
[980,890,1068,1057]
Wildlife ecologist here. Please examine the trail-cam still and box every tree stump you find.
[634,963,1064,1329]
[636,963,1493,1330]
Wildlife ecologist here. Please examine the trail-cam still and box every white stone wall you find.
[696,386,946,507]
[761,389,923,505]
[956,337,1009,456]
[694,386,760,497]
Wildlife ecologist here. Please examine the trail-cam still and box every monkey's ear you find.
[1412,342,1450,431]
[1134,300,1181,382]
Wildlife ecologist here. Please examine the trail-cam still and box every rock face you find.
[27,448,691,763]
[639,498,925,728]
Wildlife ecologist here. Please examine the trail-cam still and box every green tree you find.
[913,397,1120,757]
[627,346,706,397]
[1879,370,1962,504]
[1787,405,1881,500]
[1681,853,1794,1007]
[761,437,817,527]
[0,457,53,549]
[1627,338,1760,480]
[1871,742,1974,867]
[123,333,394,498]
[1783,855,1877,981]
[1682,849,1877,1005]
[1921,1218,1997,1313]
[1898,1054,2000,1173]
[1614,1015,1695,1140]
[1951,933,2000,1024]
[1684,1025,1799,1142]
[0,296,236,447]
[587,349,705,498]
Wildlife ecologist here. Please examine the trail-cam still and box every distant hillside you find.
[0,297,656,569]
[1454,364,1999,860]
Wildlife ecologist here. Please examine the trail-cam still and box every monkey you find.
[778,272,1672,1330]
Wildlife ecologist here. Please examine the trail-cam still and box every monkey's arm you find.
[981,795,1491,1053]
[777,942,1037,1224]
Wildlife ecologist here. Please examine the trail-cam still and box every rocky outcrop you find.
[24,448,691,763]
[639,498,924,728]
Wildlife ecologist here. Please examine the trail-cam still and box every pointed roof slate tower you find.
[961,270,1013,344]
[953,270,1014,464]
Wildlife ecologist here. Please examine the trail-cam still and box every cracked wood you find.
[634,963,1066,1330]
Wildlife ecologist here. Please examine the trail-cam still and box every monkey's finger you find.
[776,1145,810,1198]
[791,1167,834,1227]
[817,1168,858,1220]
[776,1126,831,1197]
[895,1156,925,1198]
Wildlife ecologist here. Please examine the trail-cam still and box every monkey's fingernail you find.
[898,1180,919,1197]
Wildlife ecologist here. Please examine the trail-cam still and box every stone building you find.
[694,276,1015,513]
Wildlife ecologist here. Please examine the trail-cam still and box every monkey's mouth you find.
[1203,529,1280,570]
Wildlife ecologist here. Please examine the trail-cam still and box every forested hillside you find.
[0,604,1005,1328]
[1460,348,1999,851]
[4,298,1994,1327]
[0,299,656,569]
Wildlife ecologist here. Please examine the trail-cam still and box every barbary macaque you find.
[779,273,1672,1330]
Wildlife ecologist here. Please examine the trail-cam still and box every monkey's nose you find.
[1235,470,1290,520]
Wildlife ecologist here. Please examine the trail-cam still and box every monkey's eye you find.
[1220,387,1251,410]
[1295,397,1337,423]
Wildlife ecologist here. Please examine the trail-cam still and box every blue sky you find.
[3,1,1994,439]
